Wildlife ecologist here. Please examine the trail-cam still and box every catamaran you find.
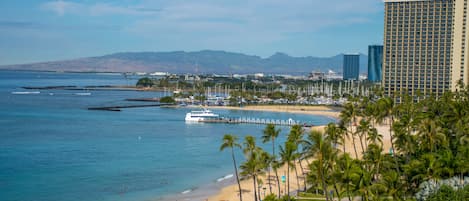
[185,109,219,122]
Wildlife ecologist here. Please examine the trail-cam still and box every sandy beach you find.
[206,105,341,118]
[199,105,393,201]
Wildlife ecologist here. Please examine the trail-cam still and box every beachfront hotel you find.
[343,54,360,80]
[368,45,384,82]
[382,0,469,98]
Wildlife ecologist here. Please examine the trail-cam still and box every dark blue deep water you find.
[0,71,333,201]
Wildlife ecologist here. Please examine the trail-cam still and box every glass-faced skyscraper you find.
[343,54,360,80]
[383,0,469,97]
[368,45,383,82]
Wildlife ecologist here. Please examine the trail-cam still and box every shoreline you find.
[159,105,337,201]
[179,105,393,201]
[204,105,341,119]
[205,126,326,201]
[175,105,339,201]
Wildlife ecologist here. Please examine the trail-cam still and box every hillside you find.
[0,50,368,74]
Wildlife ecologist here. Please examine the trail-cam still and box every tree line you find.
[220,85,469,201]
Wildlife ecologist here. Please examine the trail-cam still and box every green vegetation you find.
[220,84,469,201]
[426,185,469,201]
[136,77,154,87]
[159,96,175,104]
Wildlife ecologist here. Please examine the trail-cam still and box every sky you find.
[0,0,384,65]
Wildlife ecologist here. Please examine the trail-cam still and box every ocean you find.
[0,70,334,201]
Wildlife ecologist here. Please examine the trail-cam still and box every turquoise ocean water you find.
[0,71,334,201]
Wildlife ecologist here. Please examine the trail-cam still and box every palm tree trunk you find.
[334,183,341,201]
[299,159,307,191]
[352,134,359,159]
[352,118,359,158]
[389,116,402,177]
[275,168,281,198]
[343,136,346,154]
[347,186,352,201]
[359,133,365,155]
[364,132,368,149]
[267,169,272,195]
[287,164,290,201]
[320,163,329,201]
[231,148,243,201]
[270,138,275,194]
[253,175,258,201]
[294,165,300,194]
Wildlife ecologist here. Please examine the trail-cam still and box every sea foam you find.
[216,174,234,182]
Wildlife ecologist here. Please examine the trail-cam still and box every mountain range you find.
[0,50,368,74]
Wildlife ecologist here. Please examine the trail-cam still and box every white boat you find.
[185,109,219,122]
[11,91,40,95]
[74,92,91,96]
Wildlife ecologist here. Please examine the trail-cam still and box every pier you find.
[88,103,173,111]
[198,117,309,127]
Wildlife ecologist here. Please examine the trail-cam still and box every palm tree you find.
[366,128,383,147]
[271,159,282,198]
[262,124,281,194]
[379,170,403,200]
[375,97,395,154]
[356,119,371,153]
[325,123,344,149]
[335,154,360,201]
[303,130,336,201]
[340,101,360,158]
[220,134,243,201]
[240,150,263,201]
[243,135,260,156]
[287,125,304,193]
[417,119,447,153]
[279,141,298,201]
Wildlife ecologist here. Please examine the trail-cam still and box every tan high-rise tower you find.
[382,0,469,98]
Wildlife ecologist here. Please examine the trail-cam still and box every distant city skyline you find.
[0,0,384,65]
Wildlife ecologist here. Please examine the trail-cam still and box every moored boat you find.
[185,109,219,122]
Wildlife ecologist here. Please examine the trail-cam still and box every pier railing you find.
[199,117,306,126]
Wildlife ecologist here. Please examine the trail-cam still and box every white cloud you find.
[41,0,83,16]
[39,0,383,56]
[41,1,160,16]
[126,0,381,37]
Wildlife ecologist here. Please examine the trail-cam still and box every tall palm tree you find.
[271,159,282,198]
[220,134,243,201]
[325,122,344,149]
[356,119,371,153]
[287,125,304,193]
[279,141,298,201]
[303,130,336,201]
[417,119,447,153]
[335,154,360,201]
[240,151,262,201]
[262,124,281,194]
[243,135,260,156]
[340,101,360,158]
[375,97,396,156]
[366,127,383,147]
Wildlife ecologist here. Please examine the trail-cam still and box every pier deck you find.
[88,103,173,111]
[196,117,310,127]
